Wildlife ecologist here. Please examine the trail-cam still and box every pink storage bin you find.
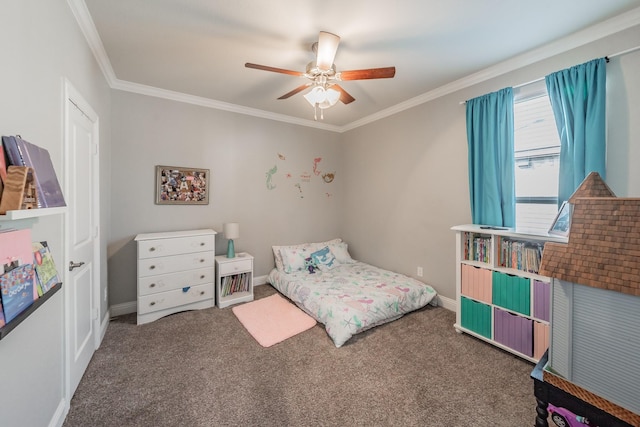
[533,321,549,360]
[461,264,492,304]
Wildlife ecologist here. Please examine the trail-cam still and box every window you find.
[513,82,561,235]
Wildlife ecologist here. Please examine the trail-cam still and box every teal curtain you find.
[466,87,515,227]
[545,58,606,206]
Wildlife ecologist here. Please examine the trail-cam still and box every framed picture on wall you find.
[548,201,572,236]
[155,165,209,205]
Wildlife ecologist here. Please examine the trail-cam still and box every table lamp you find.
[223,222,239,258]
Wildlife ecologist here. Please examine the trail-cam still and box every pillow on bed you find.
[328,241,355,264]
[272,238,341,272]
[280,246,313,273]
[310,246,340,271]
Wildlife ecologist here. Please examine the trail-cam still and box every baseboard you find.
[437,295,456,312]
[110,301,137,317]
[253,275,268,286]
[99,309,110,344]
[48,398,67,427]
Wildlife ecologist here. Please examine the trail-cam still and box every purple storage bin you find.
[494,307,533,357]
[533,280,550,322]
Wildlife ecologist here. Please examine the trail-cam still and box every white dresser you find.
[134,229,217,325]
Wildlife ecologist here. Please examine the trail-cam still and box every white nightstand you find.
[215,252,254,308]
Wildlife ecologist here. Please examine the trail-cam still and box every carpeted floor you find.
[64,285,539,426]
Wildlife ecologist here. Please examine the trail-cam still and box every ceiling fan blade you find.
[278,84,311,100]
[332,84,355,104]
[339,67,396,81]
[245,63,304,77]
[316,31,340,71]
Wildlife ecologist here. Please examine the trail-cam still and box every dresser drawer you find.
[138,283,214,315]
[218,258,253,275]
[138,252,214,277]
[137,234,215,259]
[138,267,214,296]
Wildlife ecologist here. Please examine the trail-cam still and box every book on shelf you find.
[0,228,39,301]
[0,263,35,323]
[2,135,66,208]
[32,241,59,294]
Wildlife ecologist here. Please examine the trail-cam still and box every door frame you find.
[62,78,101,405]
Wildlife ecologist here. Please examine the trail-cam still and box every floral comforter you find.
[267,262,437,347]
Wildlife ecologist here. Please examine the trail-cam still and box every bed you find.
[267,239,437,347]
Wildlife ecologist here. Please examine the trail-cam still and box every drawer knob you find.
[200,242,205,246]
[150,283,156,288]
[200,275,205,279]
[149,247,156,252]
[149,265,156,270]
[200,259,205,263]
[150,301,156,306]
[200,291,205,295]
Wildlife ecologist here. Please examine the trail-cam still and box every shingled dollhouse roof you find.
[568,171,616,201]
[539,172,640,297]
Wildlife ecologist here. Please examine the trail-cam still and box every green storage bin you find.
[461,296,492,339]
[492,271,530,315]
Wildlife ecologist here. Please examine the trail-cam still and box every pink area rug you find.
[232,294,316,347]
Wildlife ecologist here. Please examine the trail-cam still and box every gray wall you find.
[109,25,640,308]
[108,91,343,306]
[341,25,640,301]
[0,1,111,426]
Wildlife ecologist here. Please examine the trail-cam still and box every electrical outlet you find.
[417,267,423,277]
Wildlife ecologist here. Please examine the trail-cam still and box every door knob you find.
[69,261,85,271]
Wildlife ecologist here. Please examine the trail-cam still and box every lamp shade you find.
[303,86,340,109]
[223,223,240,240]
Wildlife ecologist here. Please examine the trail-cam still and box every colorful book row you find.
[497,238,544,274]
[221,273,250,297]
[462,232,491,264]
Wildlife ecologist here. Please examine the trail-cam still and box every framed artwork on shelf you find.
[155,165,209,205]
[548,201,572,236]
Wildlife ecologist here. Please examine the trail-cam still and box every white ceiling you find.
[78,0,640,130]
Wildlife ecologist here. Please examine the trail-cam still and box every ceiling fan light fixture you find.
[303,85,340,120]
[303,86,340,109]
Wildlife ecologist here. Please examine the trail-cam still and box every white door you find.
[64,80,100,398]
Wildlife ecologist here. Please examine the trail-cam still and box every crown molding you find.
[69,2,640,134]
[67,0,118,86]
[342,6,640,132]
[110,79,342,132]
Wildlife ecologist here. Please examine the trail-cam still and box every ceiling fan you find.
[245,31,396,120]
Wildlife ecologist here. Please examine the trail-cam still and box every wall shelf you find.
[0,206,66,220]
[0,207,67,229]
[0,283,62,340]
